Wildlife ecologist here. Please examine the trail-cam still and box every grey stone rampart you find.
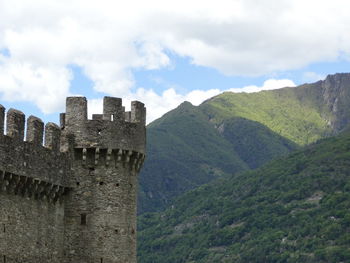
[0,107,71,187]
[0,193,65,263]
[103,96,123,121]
[0,104,4,135]
[125,111,131,122]
[0,95,146,263]
[131,101,146,124]
[0,107,71,263]
[45,122,61,152]
[26,115,44,145]
[61,96,146,153]
[63,157,141,262]
[60,112,66,129]
[65,96,88,125]
[6,108,25,141]
[71,147,145,172]
[62,96,146,263]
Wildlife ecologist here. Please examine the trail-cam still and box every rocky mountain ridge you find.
[138,73,350,214]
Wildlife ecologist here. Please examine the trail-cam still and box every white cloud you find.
[0,0,349,117]
[229,79,296,93]
[86,87,221,124]
[131,87,222,122]
[0,57,71,113]
[86,78,294,124]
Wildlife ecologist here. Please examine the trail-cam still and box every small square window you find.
[80,214,87,225]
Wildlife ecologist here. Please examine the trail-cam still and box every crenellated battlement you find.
[0,105,70,188]
[0,106,63,153]
[60,96,146,153]
[61,96,146,125]
[0,96,146,263]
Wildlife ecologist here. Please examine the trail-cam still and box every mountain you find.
[138,102,296,214]
[138,102,248,213]
[138,129,350,263]
[138,73,350,214]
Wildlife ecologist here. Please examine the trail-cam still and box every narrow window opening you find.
[114,229,119,234]
[100,258,103,263]
[80,214,87,225]
[99,182,104,186]
[3,255,6,263]
[3,224,5,233]
[89,167,95,171]
[76,182,80,186]
[116,183,119,187]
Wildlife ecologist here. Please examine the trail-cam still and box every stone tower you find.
[61,96,146,263]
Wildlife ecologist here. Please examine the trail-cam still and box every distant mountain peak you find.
[139,72,350,215]
[180,101,193,107]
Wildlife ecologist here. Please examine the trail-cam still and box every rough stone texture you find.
[103,96,123,122]
[0,194,65,263]
[0,96,146,263]
[6,108,25,141]
[45,122,61,152]
[26,115,44,145]
[0,104,4,136]
[62,96,146,153]
[321,73,350,131]
[64,151,140,263]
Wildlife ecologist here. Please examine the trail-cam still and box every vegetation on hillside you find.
[200,87,332,146]
[219,117,297,168]
[138,73,350,214]
[138,130,350,262]
[139,101,297,213]
[138,102,248,213]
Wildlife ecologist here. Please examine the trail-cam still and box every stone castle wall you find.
[62,97,146,263]
[0,106,71,262]
[0,96,146,263]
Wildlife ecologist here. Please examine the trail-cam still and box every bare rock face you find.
[321,73,350,131]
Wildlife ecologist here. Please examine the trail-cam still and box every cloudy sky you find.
[0,0,350,124]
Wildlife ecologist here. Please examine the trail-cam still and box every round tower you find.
[61,96,146,263]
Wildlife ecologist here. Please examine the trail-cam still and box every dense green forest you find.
[138,73,350,214]
[138,130,350,262]
[138,101,297,213]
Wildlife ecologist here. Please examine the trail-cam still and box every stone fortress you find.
[0,96,146,263]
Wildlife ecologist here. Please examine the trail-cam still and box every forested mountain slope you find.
[138,129,350,263]
[138,73,350,214]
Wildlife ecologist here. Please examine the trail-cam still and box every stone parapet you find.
[61,96,146,153]
[0,106,71,187]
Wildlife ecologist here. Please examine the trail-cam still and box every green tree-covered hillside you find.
[138,130,350,263]
[139,102,297,213]
[139,73,350,214]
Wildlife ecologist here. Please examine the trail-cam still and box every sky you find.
[0,0,350,125]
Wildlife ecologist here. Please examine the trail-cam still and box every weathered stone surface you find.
[0,96,146,263]
[26,115,44,145]
[321,73,350,131]
[6,108,25,141]
[45,122,61,152]
[0,104,4,136]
